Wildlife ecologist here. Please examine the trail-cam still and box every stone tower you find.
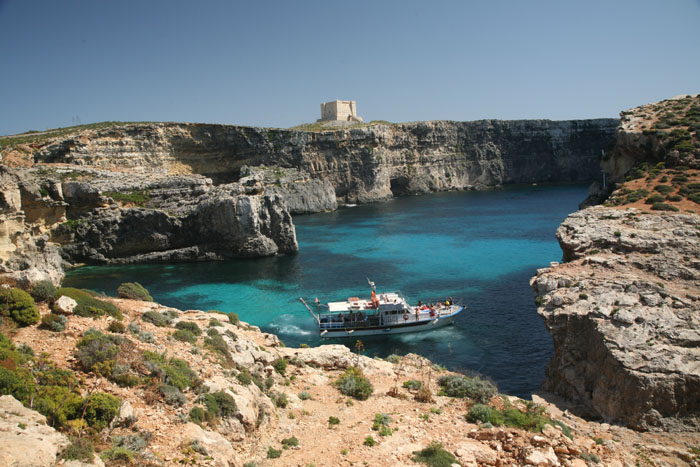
[319,100,364,122]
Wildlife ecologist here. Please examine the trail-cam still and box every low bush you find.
[202,391,238,418]
[403,380,423,391]
[41,313,66,332]
[328,416,340,426]
[0,367,36,403]
[75,330,120,375]
[204,331,232,362]
[142,311,170,327]
[372,413,392,436]
[0,288,40,326]
[467,401,553,433]
[228,313,239,325]
[651,202,680,211]
[33,385,83,428]
[272,392,289,408]
[117,282,153,301]
[281,436,298,448]
[83,391,121,430]
[236,368,253,385]
[272,357,288,375]
[159,384,186,406]
[654,184,674,195]
[645,194,666,204]
[172,329,197,344]
[412,441,458,467]
[60,437,95,462]
[364,436,376,447]
[208,318,223,327]
[267,446,282,459]
[334,366,373,400]
[175,321,202,336]
[298,391,312,400]
[114,433,148,452]
[437,374,497,403]
[30,280,56,303]
[100,446,136,462]
[107,321,126,333]
[189,406,206,424]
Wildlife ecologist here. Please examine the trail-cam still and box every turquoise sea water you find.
[64,184,587,398]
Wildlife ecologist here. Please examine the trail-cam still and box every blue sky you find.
[1,0,699,135]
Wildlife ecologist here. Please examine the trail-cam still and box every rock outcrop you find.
[532,206,700,431]
[0,395,70,466]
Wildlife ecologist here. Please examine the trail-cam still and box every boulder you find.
[54,295,78,314]
[178,422,239,467]
[0,395,70,466]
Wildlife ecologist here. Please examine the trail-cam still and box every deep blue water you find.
[64,184,587,398]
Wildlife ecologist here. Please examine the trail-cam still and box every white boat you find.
[299,279,464,338]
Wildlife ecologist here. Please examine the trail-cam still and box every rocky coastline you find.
[532,94,700,432]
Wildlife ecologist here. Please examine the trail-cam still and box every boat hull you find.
[319,307,462,338]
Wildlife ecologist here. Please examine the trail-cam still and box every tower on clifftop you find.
[319,100,364,122]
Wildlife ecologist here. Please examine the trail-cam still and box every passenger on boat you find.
[357,312,364,321]
[349,311,355,322]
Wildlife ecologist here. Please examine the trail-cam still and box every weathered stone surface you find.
[178,422,239,467]
[532,206,700,430]
[54,295,78,314]
[0,395,70,466]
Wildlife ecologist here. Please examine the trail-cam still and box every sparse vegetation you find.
[55,288,122,320]
[412,441,458,467]
[30,280,56,303]
[437,374,497,403]
[142,310,171,327]
[334,366,373,400]
[40,313,66,332]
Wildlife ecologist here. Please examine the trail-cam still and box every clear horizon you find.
[1,0,699,136]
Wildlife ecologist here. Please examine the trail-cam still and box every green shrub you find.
[0,367,36,403]
[200,391,238,419]
[228,313,240,325]
[41,313,66,332]
[55,288,122,320]
[30,281,56,303]
[175,321,202,336]
[208,318,223,327]
[651,202,680,211]
[100,446,136,462]
[60,437,95,461]
[142,311,170,327]
[403,380,423,391]
[107,321,126,333]
[33,385,83,428]
[104,190,151,206]
[172,329,197,344]
[75,330,119,375]
[328,416,340,426]
[364,436,376,447]
[437,375,497,403]
[117,282,153,301]
[162,358,197,391]
[114,434,147,452]
[281,436,299,449]
[372,413,392,436]
[159,384,186,406]
[0,288,40,326]
[267,446,282,459]
[334,366,373,400]
[236,369,253,385]
[654,185,674,195]
[204,332,232,362]
[272,357,288,375]
[189,406,206,424]
[83,392,120,430]
[412,441,458,467]
[298,391,312,400]
[645,194,666,204]
[272,392,289,408]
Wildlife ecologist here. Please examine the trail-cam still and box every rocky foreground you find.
[2,293,699,466]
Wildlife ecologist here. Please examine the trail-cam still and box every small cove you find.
[64,184,588,398]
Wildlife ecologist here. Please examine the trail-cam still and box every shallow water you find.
[64,184,587,398]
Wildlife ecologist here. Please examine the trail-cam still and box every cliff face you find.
[0,166,298,285]
[32,119,618,204]
[531,207,700,431]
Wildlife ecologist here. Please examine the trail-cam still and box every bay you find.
[64,184,587,398]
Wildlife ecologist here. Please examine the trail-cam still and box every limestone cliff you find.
[28,119,618,204]
[532,207,700,431]
[531,95,700,431]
